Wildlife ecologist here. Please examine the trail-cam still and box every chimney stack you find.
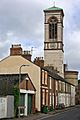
[10,44,32,61]
[10,44,22,56]
[22,51,32,61]
[34,57,44,67]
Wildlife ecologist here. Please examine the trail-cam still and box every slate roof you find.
[43,66,74,85]
[43,66,64,80]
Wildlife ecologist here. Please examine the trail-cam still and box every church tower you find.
[44,6,64,77]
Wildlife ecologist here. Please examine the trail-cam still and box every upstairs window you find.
[45,71,48,85]
[42,70,44,84]
[49,77,52,89]
[49,17,57,39]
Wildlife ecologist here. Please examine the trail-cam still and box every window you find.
[49,17,57,39]
[42,70,44,84]
[46,90,48,105]
[53,94,54,108]
[42,89,45,105]
[42,89,48,106]
[49,93,52,106]
[19,93,25,115]
[56,81,58,90]
[63,82,65,92]
[49,77,51,89]
[59,81,61,91]
[45,71,48,85]
[20,93,25,106]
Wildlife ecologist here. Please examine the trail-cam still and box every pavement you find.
[6,105,79,120]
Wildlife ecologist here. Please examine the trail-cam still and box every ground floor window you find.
[42,89,49,106]
[20,93,25,106]
[42,89,45,105]
[19,93,25,115]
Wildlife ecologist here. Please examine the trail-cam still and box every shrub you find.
[13,86,19,117]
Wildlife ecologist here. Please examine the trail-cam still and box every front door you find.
[28,94,32,114]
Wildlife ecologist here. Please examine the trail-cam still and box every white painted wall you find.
[0,97,7,118]
[65,94,71,107]
[58,93,65,105]
[0,96,14,119]
[71,85,75,106]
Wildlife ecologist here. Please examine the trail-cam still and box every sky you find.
[0,0,80,77]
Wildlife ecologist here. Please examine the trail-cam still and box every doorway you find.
[28,94,33,114]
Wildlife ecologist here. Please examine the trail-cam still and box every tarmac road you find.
[39,106,80,120]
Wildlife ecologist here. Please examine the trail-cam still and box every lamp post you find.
[18,64,29,118]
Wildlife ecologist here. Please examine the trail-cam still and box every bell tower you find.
[44,6,64,77]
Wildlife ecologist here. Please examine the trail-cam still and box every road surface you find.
[40,106,80,120]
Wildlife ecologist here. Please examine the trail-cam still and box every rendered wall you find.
[0,95,14,119]
[0,97,7,118]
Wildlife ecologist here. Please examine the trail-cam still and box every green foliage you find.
[13,86,19,117]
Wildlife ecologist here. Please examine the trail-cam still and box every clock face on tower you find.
[44,42,63,50]
[44,42,58,50]
[50,43,57,49]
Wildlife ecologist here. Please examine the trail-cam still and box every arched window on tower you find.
[49,17,57,39]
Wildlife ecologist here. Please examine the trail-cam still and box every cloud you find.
[0,0,44,57]
[64,30,80,70]
[0,0,80,75]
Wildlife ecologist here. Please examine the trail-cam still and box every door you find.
[28,94,32,114]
